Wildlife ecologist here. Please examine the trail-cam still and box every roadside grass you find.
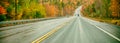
[84,16,120,26]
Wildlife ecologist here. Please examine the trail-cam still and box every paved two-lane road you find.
[0,16,120,43]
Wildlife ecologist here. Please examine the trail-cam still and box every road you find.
[0,16,120,43]
[0,6,120,43]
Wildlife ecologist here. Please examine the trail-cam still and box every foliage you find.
[0,0,47,21]
[81,0,116,18]
[0,15,6,21]
[0,0,81,21]
[44,4,58,17]
[109,0,120,18]
[0,5,7,15]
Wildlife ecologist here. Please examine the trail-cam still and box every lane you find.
[82,17,120,39]
[32,17,74,43]
[40,17,120,43]
[0,17,67,31]
[79,17,120,43]
[0,18,62,38]
[0,17,74,43]
[41,17,80,43]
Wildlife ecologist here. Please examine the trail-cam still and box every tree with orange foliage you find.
[110,0,120,18]
[64,5,74,16]
[45,4,59,17]
[0,5,7,15]
[0,5,7,21]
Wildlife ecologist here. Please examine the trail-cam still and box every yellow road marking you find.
[32,19,71,43]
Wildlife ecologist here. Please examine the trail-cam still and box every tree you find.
[110,0,120,18]
[0,5,7,21]
[45,4,58,17]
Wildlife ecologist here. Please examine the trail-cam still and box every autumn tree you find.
[64,5,74,16]
[0,5,7,21]
[44,3,59,17]
[110,0,120,18]
[0,0,83,21]
[81,0,112,18]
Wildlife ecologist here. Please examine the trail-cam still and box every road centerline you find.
[32,17,74,43]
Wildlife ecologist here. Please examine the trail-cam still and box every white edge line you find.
[82,17,120,41]
[90,23,120,41]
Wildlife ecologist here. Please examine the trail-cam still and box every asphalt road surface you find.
[0,16,120,43]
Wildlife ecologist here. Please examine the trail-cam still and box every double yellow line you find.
[32,21,68,43]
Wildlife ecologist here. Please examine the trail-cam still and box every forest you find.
[0,0,120,25]
[81,0,120,18]
[0,0,81,21]
[81,0,120,25]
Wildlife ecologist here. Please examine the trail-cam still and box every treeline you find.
[37,0,81,17]
[81,0,120,19]
[0,0,81,21]
[0,0,46,21]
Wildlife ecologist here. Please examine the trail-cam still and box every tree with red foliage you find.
[0,5,7,15]
[0,5,7,21]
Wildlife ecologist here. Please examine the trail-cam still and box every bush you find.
[0,15,6,21]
